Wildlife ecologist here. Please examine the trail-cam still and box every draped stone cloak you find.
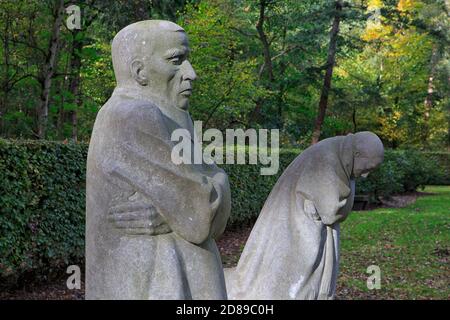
[226,134,356,300]
[86,88,231,299]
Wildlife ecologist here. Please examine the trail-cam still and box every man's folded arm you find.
[102,106,220,244]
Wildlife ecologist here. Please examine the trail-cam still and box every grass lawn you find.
[337,186,450,299]
[1,186,448,300]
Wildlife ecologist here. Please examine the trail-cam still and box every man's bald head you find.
[112,20,185,85]
[110,20,197,111]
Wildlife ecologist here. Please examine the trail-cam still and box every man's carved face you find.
[144,30,197,111]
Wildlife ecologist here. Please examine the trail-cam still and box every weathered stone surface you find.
[226,131,384,300]
[86,20,231,300]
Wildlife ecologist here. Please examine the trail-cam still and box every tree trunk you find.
[311,0,342,145]
[422,45,439,143]
[256,0,274,82]
[57,47,72,140]
[67,3,100,141]
[248,0,274,125]
[424,46,438,115]
[37,0,65,139]
[68,29,83,142]
[1,12,10,135]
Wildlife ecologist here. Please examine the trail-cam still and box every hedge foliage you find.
[423,152,450,185]
[355,150,447,201]
[0,139,86,286]
[0,139,448,284]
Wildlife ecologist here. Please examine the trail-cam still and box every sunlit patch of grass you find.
[338,185,450,299]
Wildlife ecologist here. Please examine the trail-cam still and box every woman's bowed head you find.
[300,131,384,227]
[352,131,385,179]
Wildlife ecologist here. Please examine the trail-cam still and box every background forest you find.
[0,0,448,149]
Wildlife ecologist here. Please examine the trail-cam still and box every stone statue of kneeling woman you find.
[226,131,384,300]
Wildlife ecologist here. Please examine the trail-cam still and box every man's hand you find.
[108,199,172,236]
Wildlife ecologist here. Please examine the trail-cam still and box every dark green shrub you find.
[422,152,450,185]
[355,152,404,199]
[0,139,86,286]
[222,148,297,225]
[356,149,442,200]
[397,150,440,192]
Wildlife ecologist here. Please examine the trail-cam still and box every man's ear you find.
[130,59,148,86]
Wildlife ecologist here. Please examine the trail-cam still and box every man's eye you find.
[169,56,183,65]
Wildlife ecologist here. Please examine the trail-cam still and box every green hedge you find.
[0,139,448,285]
[222,148,297,225]
[355,150,447,201]
[0,139,86,286]
[422,151,450,185]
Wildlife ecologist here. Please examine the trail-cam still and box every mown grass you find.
[337,186,450,299]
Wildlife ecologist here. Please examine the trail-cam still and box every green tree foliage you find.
[179,1,263,130]
[0,0,447,150]
[333,0,449,149]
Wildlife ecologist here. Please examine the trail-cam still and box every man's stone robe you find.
[86,88,231,299]
[226,134,356,300]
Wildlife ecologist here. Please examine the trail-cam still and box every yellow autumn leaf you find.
[367,0,384,11]
[397,0,415,12]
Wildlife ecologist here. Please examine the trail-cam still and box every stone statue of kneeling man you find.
[226,131,384,300]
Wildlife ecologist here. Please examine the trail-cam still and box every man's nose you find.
[182,60,197,81]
